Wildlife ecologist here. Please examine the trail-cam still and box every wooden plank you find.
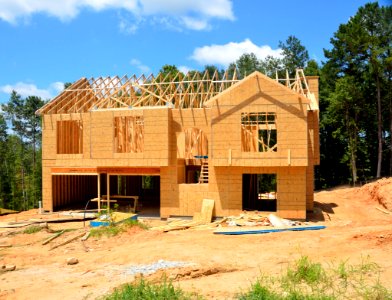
[49,231,86,251]
[200,199,214,223]
[42,230,65,245]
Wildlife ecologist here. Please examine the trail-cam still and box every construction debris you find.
[81,231,90,241]
[150,210,304,232]
[214,225,326,235]
[42,230,65,245]
[1,264,16,271]
[49,231,86,251]
[0,208,18,215]
[67,257,79,265]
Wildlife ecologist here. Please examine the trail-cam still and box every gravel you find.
[125,260,193,276]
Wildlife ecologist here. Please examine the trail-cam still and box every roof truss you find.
[37,70,239,115]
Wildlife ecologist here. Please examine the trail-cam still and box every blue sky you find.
[0,0,389,103]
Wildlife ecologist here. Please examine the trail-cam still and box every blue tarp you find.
[214,225,326,235]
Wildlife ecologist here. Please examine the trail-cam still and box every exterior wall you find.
[208,73,310,167]
[41,108,169,211]
[161,165,307,219]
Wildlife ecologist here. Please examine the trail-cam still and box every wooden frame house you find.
[37,70,319,219]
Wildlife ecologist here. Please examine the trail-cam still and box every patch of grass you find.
[103,278,202,300]
[286,256,326,284]
[90,219,148,238]
[23,225,44,234]
[90,225,123,238]
[238,256,392,300]
[122,219,150,230]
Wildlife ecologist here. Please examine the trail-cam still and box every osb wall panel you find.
[160,164,307,219]
[209,73,309,167]
[42,160,55,211]
[306,165,314,211]
[170,108,211,163]
[41,108,169,168]
[307,111,320,165]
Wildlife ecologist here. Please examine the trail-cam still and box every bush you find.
[103,278,201,300]
[238,256,392,300]
[90,219,148,238]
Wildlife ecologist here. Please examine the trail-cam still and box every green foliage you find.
[285,256,325,285]
[103,278,201,300]
[23,225,44,234]
[90,219,148,238]
[1,91,44,210]
[322,2,392,180]
[259,55,283,78]
[239,256,392,300]
[236,53,261,78]
[279,35,309,75]
[90,224,123,238]
[158,64,183,80]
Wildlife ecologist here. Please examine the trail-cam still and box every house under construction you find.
[37,69,319,219]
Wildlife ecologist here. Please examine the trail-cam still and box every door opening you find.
[242,174,277,211]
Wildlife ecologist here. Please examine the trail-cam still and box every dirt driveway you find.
[1,180,392,299]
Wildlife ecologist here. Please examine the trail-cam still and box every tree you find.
[324,2,392,178]
[1,91,44,209]
[304,59,321,76]
[259,55,284,78]
[326,76,364,184]
[158,64,182,80]
[64,82,73,89]
[203,65,223,79]
[279,35,309,75]
[0,114,9,208]
[235,53,260,78]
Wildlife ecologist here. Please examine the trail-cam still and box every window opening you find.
[241,112,277,152]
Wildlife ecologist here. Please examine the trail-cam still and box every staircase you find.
[199,160,209,183]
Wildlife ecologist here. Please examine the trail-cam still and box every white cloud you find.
[178,65,191,74]
[130,58,151,74]
[0,81,64,99]
[191,39,283,67]
[0,0,234,31]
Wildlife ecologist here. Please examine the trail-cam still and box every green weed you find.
[23,225,44,234]
[239,256,392,300]
[90,219,148,238]
[103,277,202,300]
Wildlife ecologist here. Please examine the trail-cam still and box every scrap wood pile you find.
[0,211,97,229]
[150,198,302,232]
[224,212,301,227]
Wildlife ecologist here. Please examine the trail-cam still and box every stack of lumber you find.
[224,212,272,227]
[150,218,226,232]
[150,199,219,232]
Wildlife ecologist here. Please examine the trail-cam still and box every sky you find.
[0,0,390,103]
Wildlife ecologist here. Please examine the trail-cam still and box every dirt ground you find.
[1,178,392,300]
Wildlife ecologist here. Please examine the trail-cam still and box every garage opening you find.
[52,175,97,210]
[242,174,277,212]
[52,174,160,216]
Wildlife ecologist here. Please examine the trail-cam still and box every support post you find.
[106,173,110,212]
[97,174,101,212]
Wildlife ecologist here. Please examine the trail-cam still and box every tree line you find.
[0,1,390,210]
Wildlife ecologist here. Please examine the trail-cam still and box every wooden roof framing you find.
[36,68,318,115]
[36,70,240,115]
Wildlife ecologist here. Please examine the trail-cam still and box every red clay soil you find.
[1,179,392,300]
